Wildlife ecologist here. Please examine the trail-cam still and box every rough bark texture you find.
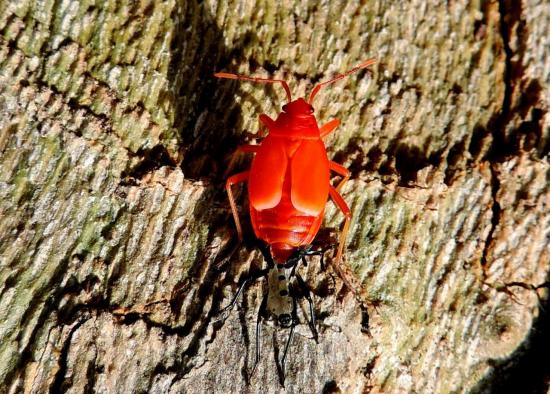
[0,0,548,393]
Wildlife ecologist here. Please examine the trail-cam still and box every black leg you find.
[284,244,335,271]
[217,241,275,322]
[360,305,372,337]
[255,241,276,269]
[217,266,270,322]
[309,244,335,271]
[250,288,268,378]
[318,250,326,271]
[295,273,318,342]
[279,294,298,386]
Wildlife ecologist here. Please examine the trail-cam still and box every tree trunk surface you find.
[0,1,548,393]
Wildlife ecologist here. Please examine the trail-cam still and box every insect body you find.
[256,265,297,380]
[250,246,320,385]
[215,60,376,384]
[266,265,294,328]
[217,59,376,265]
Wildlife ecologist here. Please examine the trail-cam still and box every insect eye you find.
[309,105,314,113]
[282,104,288,112]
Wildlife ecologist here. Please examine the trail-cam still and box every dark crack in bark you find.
[475,2,550,392]
[50,316,91,394]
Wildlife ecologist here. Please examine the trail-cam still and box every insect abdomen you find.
[250,169,323,262]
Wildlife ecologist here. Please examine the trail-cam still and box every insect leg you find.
[295,272,318,342]
[279,295,297,387]
[254,241,277,271]
[328,185,351,263]
[319,119,340,138]
[316,247,330,271]
[238,145,260,154]
[225,145,259,177]
[217,266,270,320]
[250,287,268,378]
[312,245,337,272]
[225,171,250,240]
[329,161,351,192]
[328,187,371,308]
[259,114,276,134]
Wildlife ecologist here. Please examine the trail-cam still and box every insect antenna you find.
[308,58,376,104]
[214,72,292,102]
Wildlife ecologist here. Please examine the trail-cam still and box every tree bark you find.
[0,1,548,393]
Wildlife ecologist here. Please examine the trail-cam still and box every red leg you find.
[328,186,370,307]
[238,145,260,154]
[259,114,276,133]
[328,186,351,263]
[319,119,340,139]
[226,171,250,240]
[329,161,350,192]
[225,145,260,177]
[245,114,274,139]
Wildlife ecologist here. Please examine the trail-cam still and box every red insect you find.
[216,59,376,265]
